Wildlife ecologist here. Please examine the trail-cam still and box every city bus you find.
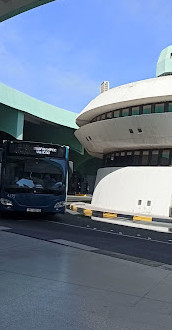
[0,140,71,214]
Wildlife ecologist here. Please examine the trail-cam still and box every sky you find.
[0,0,172,113]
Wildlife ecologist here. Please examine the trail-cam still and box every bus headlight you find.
[54,201,65,209]
[0,198,13,206]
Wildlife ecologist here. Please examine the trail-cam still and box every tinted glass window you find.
[114,110,120,118]
[126,151,133,165]
[132,106,139,116]
[114,152,120,166]
[110,153,115,161]
[150,150,159,165]
[120,152,126,166]
[155,103,164,113]
[160,150,170,165]
[143,105,151,114]
[101,114,106,120]
[106,112,113,119]
[141,151,149,165]
[133,151,140,165]
[105,154,111,166]
[169,103,172,112]
[4,157,65,194]
[121,108,129,117]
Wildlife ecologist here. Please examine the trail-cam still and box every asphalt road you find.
[2,211,172,330]
[1,210,172,267]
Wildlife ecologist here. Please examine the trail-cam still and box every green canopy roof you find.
[0,82,78,129]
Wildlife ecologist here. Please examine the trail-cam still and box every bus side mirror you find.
[68,161,73,175]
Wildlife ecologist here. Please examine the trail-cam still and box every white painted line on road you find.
[0,226,11,230]
[48,220,172,246]
[50,239,98,251]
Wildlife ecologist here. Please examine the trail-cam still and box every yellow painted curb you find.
[103,212,117,218]
[133,216,152,222]
[83,209,93,217]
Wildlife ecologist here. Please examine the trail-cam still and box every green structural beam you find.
[0,0,55,23]
[0,104,24,140]
[0,82,83,154]
[0,82,78,129]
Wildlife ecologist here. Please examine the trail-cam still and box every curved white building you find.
[75,46,172,218]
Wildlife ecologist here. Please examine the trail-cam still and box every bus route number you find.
[7,194,16,199]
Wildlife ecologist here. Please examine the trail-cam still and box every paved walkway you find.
[1,229,172,329]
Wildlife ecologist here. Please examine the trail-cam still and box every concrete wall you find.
[76,76,172,126]
[92,166,172,217]
[75,112,172,158]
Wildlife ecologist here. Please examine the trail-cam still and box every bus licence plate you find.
[27,208,41,212]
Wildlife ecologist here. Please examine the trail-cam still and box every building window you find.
[121,108,129,117]
[150,150,159,166]
[114,110,120,118]
[133,151,140,165]
[120,151,126,166]
[129,129,134,133]
[138,200,142,205]
[126,151,133,165]
[106,154,111,166]
[143,105,151,114]
[101,114,106,120]
[106,111,113,119]
[141,150,149,165]
[114,152,120,166]
[155,103,164,113]
[132,106,139,116]
[147,200,151,206]
[169,103,172,112]
[138,128,142,133]
[110,153,114,161]
[160,150,170,166]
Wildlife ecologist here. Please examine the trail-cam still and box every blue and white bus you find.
[0,140,70,214]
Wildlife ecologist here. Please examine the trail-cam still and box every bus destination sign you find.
[7,142,66,158]
[33,147,57,155]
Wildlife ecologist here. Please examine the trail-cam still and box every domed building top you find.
[156,45,172,77]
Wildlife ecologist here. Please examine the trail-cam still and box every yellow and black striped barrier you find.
[67,204,172,224]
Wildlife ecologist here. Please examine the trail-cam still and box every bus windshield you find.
[4,156,66,195]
